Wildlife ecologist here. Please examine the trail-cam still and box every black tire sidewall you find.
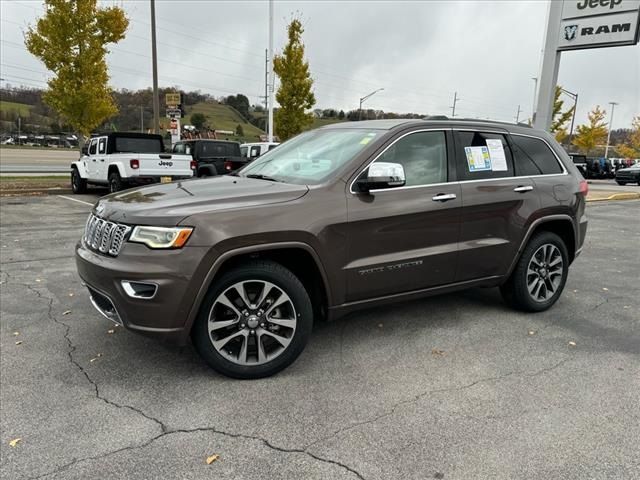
[502,232,569,312]
[193,261,313,379]
[108,172,121,193]
[71,168,86,194]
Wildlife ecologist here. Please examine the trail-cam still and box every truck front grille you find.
[84,214,131,256]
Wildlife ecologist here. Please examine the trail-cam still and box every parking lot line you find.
[57,195,94,206]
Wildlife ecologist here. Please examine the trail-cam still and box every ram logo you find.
[564,25,578,41]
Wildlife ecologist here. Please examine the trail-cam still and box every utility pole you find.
[140,106,144,132]
[358,88,384,121]
[604,101,618,158]
[561,88,578,147]
[264,49,269,111]
[531,77,538,123]
[267,0,274,142]
[515,105,523,123]
[150,0,160,134]
[450,91,459,118]
[17,115,21,144]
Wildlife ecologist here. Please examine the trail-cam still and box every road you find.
[1,196,639,480]
[0,148,77,173]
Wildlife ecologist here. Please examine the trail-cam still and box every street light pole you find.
[604,101,618,159]
[531,77,538,123]
[358,88,384,121]
[267,0,274,142]
[150,0,160,134]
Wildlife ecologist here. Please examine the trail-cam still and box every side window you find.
[511,135,563,175]
[173,143,185,154]
[455,131,514,181]
[373,131,447,187]
[89,139,97,155]
[98,138,106,154]
[250,146,261,158]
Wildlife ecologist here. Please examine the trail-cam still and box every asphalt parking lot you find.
[1,195,638,480]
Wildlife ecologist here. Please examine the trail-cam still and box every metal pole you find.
[140,106,144,132]
[358,98,363,121]
[264,49,268,111]
[18,116,21,144]
[515,105,522,123]
[531,77,538,122]
[267,0,274,142]
[604,102,618,158]
[567,93,578,147]
[533,0,563,131]
[450,92,459,117]
[150,0,160,134]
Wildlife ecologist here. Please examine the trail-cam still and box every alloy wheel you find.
[526,243,563,302]
[208,280,297,366]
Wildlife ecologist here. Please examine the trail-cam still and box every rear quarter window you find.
[511,135,563,175]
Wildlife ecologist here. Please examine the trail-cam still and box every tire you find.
[198,166,217,178]
[71,167,87,194]
[108,171,123,193]
[192,260,313,379]
[500,231,569,313]
[616,181,626,186]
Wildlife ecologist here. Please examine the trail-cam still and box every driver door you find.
[345,129,461,302]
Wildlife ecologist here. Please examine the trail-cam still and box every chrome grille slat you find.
[83,213,131,257]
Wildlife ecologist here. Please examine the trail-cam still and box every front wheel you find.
[616,181,626,186]
[108,171,123,193]
[71,168,87,194]
[192,260,313,379]
[500,232,569,312]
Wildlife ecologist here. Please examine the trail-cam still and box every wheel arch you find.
[506,215,577,278]
[107,162,126,178]
[184,242,331,336]
[71,160,88,178]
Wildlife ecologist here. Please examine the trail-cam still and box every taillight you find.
[224,161,233,171]
[130,159,139,169]
[578,179,588,196]
[190,160,197,171]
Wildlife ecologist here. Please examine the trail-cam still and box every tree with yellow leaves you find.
[25,0,129,147]
[616,116,640,159]
[572,105,608,155]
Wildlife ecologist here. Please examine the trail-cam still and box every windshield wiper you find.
[245,173,282,182]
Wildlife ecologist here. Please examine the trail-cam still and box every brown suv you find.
[76,119,589,378]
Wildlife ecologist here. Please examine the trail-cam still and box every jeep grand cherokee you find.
[76,119,588,378]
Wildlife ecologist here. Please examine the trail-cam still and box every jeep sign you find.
[558,0,640,50]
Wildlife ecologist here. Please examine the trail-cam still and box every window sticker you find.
[360,133,377,145]
[465,146,492,171]
[486,139,508,171]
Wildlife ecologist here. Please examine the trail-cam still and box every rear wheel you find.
[71,167,87,194]
[501,232,569,312]
[108,171,123,193]
[192,260,313,379]
[616,180,626,185]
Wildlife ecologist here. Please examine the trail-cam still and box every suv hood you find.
[96,176,309,225]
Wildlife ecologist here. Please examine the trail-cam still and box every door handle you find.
[432,193,457,202]
[92,158,96,162]
[513,185,534,193]
[100,158,104,162]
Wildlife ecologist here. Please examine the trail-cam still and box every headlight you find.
[129,226,193,249]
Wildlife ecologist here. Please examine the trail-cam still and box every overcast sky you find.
[1,0,639,128]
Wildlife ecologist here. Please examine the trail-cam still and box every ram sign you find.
[558,0,640,50]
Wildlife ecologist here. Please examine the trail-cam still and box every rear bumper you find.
[125,175,193,186]
[75,239,210,345]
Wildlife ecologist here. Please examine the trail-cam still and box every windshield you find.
[238,129,380,185]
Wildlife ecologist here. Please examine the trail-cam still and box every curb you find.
[587,192,640,202]
[0,187,73,196]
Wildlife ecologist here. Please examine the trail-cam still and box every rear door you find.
[345,129,461,302]
[453,129,539,282]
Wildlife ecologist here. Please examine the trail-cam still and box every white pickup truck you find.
[71,132,195,194]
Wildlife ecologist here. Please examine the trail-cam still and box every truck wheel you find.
[198,166,217,178]
[108,171,123,193]
[500,231,569,312]
[71,167,87,194]
[616,181,626,186]
[192,260,313,379]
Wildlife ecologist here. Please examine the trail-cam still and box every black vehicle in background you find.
[569,154,587,178]
[615,164,640,185]
[172,139,246,177]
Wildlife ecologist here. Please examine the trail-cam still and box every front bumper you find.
[76,239,211,345]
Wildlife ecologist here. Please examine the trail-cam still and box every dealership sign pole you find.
[533,0,640,131]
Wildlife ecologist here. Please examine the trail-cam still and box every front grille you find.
[84,213,131,256]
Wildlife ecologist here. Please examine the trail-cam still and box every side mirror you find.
[355,162,406,192]
[81,145,89,156]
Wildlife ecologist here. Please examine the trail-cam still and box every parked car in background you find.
[173,139,246,177]
[71,132,194,194]
[615,163,640,185]
[76,119,588,379]
[569,154,587,178]
[240,142,279,160]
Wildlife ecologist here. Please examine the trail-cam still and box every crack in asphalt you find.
[4,273,365,480]
[1,255,75,266]
[304,357,571,451]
